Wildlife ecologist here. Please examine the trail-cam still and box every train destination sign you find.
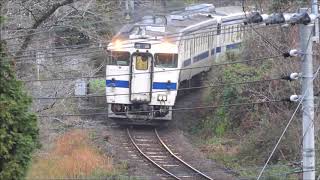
[134,43,151,49]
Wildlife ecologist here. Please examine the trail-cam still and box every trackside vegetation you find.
[26,129,131,179]
[0,40,39,179]
[190,49,301,179]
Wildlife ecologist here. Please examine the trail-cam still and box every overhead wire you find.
[4,27,237,59]
[2,27,283,65]
[32,77,286,99]
[1,3,219,41]
[20,54,284,82]
[3,9,292,52]
[2,3,213,33]
[4,22,281,55]
[6,27,286,61]
[38,99,287,117]
[3,23,283,57]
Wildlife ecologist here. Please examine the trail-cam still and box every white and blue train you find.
[106,4,246,125]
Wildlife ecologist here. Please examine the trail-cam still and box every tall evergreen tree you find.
[0,35,39,179]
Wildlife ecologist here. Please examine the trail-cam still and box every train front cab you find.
[106,43,179,124]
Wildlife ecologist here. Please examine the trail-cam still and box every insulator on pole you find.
[290,95,301,102]
[244,11,315,27]
[283,49,299,58]
[289,73,301,80]
[282,72,301,81]
[289,12,311,25]
[244,12,263,24]
[265,13,286,25]
[289,49,299,56]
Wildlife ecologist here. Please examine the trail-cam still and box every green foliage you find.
[0,16,5,24]
[89,79,105,94]
[201,56,266,137]
[0,43,39,179]
[214,107,228,136]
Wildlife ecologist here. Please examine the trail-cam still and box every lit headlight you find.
[163,95,167,101]
[157,94,167,101]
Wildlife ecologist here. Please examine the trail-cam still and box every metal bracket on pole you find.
[312,0,319,42]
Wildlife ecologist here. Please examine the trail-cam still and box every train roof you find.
[114,4,245,41]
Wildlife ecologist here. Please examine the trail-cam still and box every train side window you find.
[185,40,188,58]
[201,35,205,51]
[155,53,178,68]
[203,34,206,50]
[198,36,201,53]
[207,33,210,49]
[217,23,221,35]
[135,55,149,70]
[210,32,212,48]
[229,26,232,42]
[191,38,194,56]
[224,26,227,41]
[194,37,197,54]
[231,26,234,42]
[227,26,230,41]
[108,51,130,66]
[187,39,190,55]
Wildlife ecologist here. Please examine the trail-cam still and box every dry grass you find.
[27,129,117,179]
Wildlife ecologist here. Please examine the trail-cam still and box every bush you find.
[89,79,105,94]
[27,129,126,179]
[0,42,39,179]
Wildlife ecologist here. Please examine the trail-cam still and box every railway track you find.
[127,128,214,180]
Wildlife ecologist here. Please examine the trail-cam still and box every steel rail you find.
[155,129,214,180]
[126,128,181,180]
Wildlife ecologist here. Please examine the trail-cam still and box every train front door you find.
[130,53,152,103]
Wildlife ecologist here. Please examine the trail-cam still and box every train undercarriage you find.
[108,103,172,126]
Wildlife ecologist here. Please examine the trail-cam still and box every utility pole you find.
[312,0,319,42]
[300,8,315,180]
[130,0,134,11]
[125,0,134,20]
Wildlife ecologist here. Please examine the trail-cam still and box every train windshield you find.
[107,51,130,66]
[135,54,149,70]
[154,53,178,68]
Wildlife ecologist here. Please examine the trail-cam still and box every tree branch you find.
[16,0,75,56]
[82,0,93,17]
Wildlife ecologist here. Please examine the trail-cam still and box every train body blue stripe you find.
[226,42,241,50]
[194,51,209,63]
[216,47,221,53]
[222,18,244,23]
[211,48,215,56]
[106,80,129,88]
[153,82,177,90]
[183,58,191,67]
[106,80,177,90]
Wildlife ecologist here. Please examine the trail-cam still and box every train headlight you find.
[160,40,175,52]
[114,40,122,50]
[163,95,167,101]
[157,94,167,101]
